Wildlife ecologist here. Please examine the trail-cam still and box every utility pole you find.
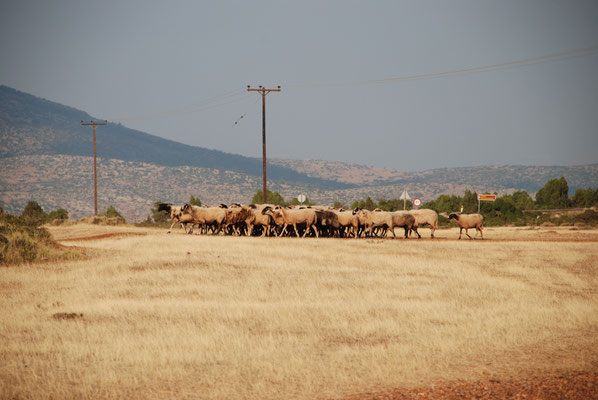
[81,120,107,215]
[247,85,281,203]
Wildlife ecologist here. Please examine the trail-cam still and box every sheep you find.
[409,209,438,238]
[391,211,417,239]
[181,204,227,235]
[223,204,254,236]
[262,205,319,238]
[448,213,484,240]
[352,208,372,237]
[332,209,360,238]
[247,204,275,236]
[353,208,399,239]
[315,209,341,237]
[158,203,193,233]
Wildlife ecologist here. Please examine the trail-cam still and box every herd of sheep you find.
[158,203,484,240]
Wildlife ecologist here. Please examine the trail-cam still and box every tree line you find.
[4,176,597,228]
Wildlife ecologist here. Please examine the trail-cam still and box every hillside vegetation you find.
[0,85,346,188]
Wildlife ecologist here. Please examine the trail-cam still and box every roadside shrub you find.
[80,215,126,225]
[574,209,598,226]
[0,212,84,265]
[104,205,126,222]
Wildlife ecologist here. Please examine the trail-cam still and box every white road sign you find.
[297,194,306,203]
[413,198,422,208]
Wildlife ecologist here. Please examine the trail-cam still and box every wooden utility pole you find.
[247,85,281,203]
[81,120,107,215]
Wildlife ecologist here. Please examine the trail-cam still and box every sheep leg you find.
[465,228,472,239]
[458,227,462,239]
[167,219,178,233]
[403,227,409,239]
[413,227,421,239]
[310,224,319,238]
[476,226,483,240]
[294,223,302,237]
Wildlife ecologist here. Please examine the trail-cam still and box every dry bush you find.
[1,226,597,399]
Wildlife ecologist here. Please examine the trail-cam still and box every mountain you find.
[1,85,597,221]
[270,159,598,194]
[0,85,349,189]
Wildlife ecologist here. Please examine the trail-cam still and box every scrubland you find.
[1,225,597,399]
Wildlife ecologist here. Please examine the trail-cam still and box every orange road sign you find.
[478,195,496,201]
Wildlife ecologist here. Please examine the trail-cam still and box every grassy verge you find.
[1,226,597,399]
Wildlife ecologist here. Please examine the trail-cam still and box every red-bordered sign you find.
[413,198,422,208]
[478,194,496,201]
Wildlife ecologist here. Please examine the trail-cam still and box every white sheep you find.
[263,206,319,238]
[181,204,227,235]
[409,209,439,238]
[448,213,484,240]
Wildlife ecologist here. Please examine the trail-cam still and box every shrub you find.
[0,212,83,265]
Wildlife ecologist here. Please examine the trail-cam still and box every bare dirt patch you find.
[58,232,147,242]
[347,370,598,399]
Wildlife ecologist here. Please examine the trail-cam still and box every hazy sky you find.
[2,0,597,171]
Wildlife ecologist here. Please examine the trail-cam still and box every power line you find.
[285,44,598,89]
[108,87,248,122]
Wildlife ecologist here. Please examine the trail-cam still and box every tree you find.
[333,201,347,209]
[104,205,125,221]
[250,189,286,205]
[510,190,535,210]
[463,190,478,213]
[425,194,462,214]
[571,188,598,208]
[535,177,570,209]
[48,208,68,221]
[144,201,170,225]
[189,195,202,206]
[351,196,377,210]
[22,201,47,225]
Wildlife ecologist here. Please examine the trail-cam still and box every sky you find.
[1,0,598,171]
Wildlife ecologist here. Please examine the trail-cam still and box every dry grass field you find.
[1,225,597,399]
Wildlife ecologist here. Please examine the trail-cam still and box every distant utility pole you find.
[81,120,107,216]
[247,85,281,203]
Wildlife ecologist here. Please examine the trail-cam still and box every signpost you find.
[477,194,496,212]
[399,189,411,210]
[297,194,306,205]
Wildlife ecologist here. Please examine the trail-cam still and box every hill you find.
[1,85,597,221]
[0,85,348,189]
[270,159,598,193]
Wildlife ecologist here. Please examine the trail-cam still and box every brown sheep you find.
[448,213,484,240]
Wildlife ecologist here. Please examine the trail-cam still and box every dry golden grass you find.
[1,225,597,399]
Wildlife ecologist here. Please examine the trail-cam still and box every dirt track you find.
[58,232,148,241]
[348,371,598,400]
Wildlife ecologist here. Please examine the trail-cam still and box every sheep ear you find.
[219,203,228,209]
